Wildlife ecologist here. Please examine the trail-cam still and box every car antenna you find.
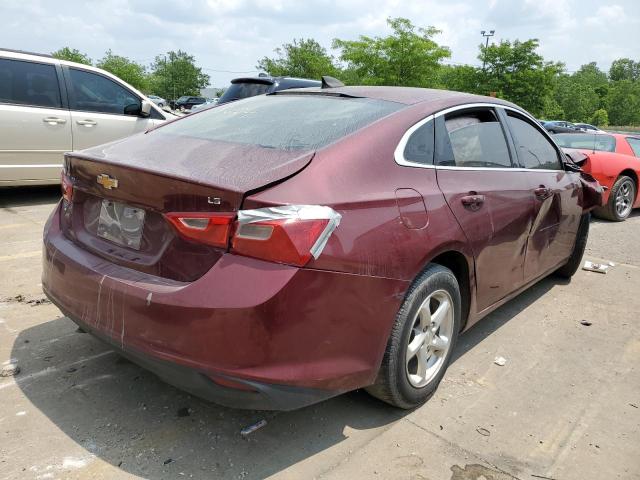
[321,76,345,89]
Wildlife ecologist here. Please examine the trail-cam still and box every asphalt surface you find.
[0,186,638,480]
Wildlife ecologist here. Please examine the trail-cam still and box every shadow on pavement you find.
[0,185,60,208]
[12,274,563,479]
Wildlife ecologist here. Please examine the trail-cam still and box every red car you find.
[554,132,640,221]
[43,87,602,410]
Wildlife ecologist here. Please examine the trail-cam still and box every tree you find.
[438,64,481,93]
[609,58,640,82]
[477,39,563,117]
[51,47,91,65]
[332,17,451,87]
[591,109,609,126]
[96,50,148,92]
[257,38,338,79]
[149,50,210,100]
[606,80,640,125]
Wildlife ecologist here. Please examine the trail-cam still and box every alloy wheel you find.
[615,179,634,218]
[405,290,454,388]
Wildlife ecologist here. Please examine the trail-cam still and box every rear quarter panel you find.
[581,150,640,207]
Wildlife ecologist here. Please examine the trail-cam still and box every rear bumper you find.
[42,203,408,410]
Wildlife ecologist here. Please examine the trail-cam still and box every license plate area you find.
[97,199,146,250]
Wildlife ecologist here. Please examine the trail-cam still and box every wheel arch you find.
[619,169,639,204]
[427,250,472,332]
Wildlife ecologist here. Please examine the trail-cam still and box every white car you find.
[147,94,167,108]
[0,49,173,186]
[189,97,218,113]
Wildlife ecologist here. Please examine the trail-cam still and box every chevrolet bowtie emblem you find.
[97,174,118,190]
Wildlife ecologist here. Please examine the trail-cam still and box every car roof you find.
[279,85,519,109]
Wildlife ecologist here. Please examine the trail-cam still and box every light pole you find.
[481,30,495,71]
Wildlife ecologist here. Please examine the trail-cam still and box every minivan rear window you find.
[553,133,616,152]
[158,94,403,151]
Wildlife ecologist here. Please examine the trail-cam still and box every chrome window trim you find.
[394,102,565,172]
[393,114,435,168]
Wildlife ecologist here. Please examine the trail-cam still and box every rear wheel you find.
[366,264,461,409]
[594,175,635,221]
[556,213,590,278]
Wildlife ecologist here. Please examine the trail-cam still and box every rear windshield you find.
[158,94,403,151]
[218,82,272,104]
[553,133,616,152]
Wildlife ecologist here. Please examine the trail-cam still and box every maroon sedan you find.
[43,87,602,410]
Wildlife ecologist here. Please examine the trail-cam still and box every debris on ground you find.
[163,458,174,465]
[629,403,638,409]
[1,363,20,377]
[580,320,593,326]
[240,419,267,436]
[532,474,557,480]
[494,356,507,366]
[582,260,610,274]
[26,297,51,306]
[176,407,191,417]
[475,427,490,437]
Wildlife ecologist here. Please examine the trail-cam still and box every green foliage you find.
[591,109,609,126]
[332,17,451,87]
[257,38,338,79]
[606,80,640,126]
[476,39,563,117]
[51,47,92,65]
[609,58,640,82]
[437,65,480,93]
[96,50,148,92]
[149,50,210,100]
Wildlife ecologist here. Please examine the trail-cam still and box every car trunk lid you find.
[62,133,314,281]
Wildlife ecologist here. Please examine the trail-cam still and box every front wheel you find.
[594,175,636,221]
[556,213,590,278]
[366,264,461,409]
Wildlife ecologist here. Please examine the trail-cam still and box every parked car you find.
[573,123,605,133]
[0,49,171,186]
[553,132,640,220]
[147,94,167,108]
[171,96,206,111]
[217,75,321,105]
[43,86,602,411]
[542,120,580,134]
[189,97,218,113]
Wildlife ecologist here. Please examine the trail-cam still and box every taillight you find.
[163,205,341,266]
[61,171,73,202]
[165,212,235,248]
[231,205,341,267]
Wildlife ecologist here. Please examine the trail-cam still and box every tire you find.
[593,175,636,221]
[366,264,461,409]
[158,102,164,108]
[556,213,590,278]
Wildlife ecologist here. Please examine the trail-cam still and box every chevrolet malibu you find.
[42,86,602,410]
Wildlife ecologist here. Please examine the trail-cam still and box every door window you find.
[441,110,512,168]
[626,137,640,157]
[507,113,562,170]
[0,59,62,108]
[68,68,140,115]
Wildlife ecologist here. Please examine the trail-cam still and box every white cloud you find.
[0,0,638,87]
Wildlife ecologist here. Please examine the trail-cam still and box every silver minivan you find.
[0,49,172,186]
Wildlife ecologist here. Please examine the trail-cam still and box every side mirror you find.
[140,100,152,117]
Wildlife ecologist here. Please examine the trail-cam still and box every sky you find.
[1,0,639,88]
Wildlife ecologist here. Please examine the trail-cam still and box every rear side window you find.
[67,68,140,115]
[508,113,562,170]
[0,59,62,108]
[402,120,434,165]
[625,137,640,157]
[158,94,403,151]
[219,82,272,104]
[441,110,512,168]
[552,133,616,153]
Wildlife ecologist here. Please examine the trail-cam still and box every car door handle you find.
[534,186,552,199]
[42,117,67,125]
[461,193,485,210]
[76,119,97,127]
